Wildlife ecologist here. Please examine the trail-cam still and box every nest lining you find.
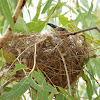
[4,32,89,88]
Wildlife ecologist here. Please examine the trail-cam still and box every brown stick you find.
[4,0,27,34]
[56,27,100,37]
[46,4,58,21]
[0,0,27,49]
[1,78,16,87]
[67,27,100,35]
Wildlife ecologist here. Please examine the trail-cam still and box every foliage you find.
[0,0,100,100]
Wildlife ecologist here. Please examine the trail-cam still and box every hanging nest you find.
[3,32,90,88]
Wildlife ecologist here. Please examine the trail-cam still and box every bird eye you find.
[62,29,65,31]
[62,28,66,31]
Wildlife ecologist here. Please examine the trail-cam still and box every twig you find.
[86,38,100,46]
[5,0,27,34]
[89,47,100,52]
[5,0,27,33]
[17,58,27,76]
[1,78,16,87]
[56,27,100,37]
[30,3,58,31]
[84,68,100,86]
[57,47,71,95]
[46,4,58,21]
[28,43,37,75]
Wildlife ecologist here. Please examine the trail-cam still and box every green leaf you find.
[0,50,2,57]
[0,77,29,100]
[37,68,46,79]
[58,15,70,26]
[3,50,16,64]
[57,2,67,9]
[81,70,88,81]
[94,96,100,100]
[88,2,93,15]
[80,6,87,13]
[47,6,55,17]
[37,90,48,100]
[42,0,53,14]
[2,20,8,34]
[93,58,100,78]
[58,86,75,100]
[48,93,54,100]
[0,17,5,34]
[83,33,93,39]
[29,77,42,91]
[30,69,46,90]
[27,20,45,33]
[32,70,46,85]
[86,77,93,100]
[29,77,57,93]
[14,16,30,34]
[76,90,80,100]
[56,93,68,100]
[3,87,12,92]
[65,5,78,15]
[87,63,94,80]
[11,0,17,10]
[94,40,100,45]
[33,0,42,21]
[32,89,38,100]
[67,23,75,31]
[0,4,4,16]
[76,0,81,13]
[28,0,33,7]
[29,69,57,93]
[0,0,14,31]
[0,60,3,67]
[80,0,89,9]
[10,64,26,76]
[43,84,57,93]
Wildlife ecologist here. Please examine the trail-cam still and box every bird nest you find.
[5,32,89,88]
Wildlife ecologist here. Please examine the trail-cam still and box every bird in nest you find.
[47,23,69,34]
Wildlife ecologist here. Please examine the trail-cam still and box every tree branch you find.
[56,27,100,37]
[0,0,27,49]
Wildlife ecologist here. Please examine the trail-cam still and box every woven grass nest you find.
[6,32,89,88]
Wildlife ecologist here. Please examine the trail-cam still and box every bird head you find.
[47,23,69,34]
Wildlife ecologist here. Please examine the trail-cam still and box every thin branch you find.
[28,43,37,75]
[46,4,58,22]
[0,0,27,49]
[13,0,27,23]
[57,47,71,95]
[84,68,100,86]
[56,27,100,37]
[17,57,27,76]
[5,0,27,34]
[86,38,100,46]
[1,78,16,87]
[89,47,100,52]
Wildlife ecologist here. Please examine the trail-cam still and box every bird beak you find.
[47,23,58,29]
